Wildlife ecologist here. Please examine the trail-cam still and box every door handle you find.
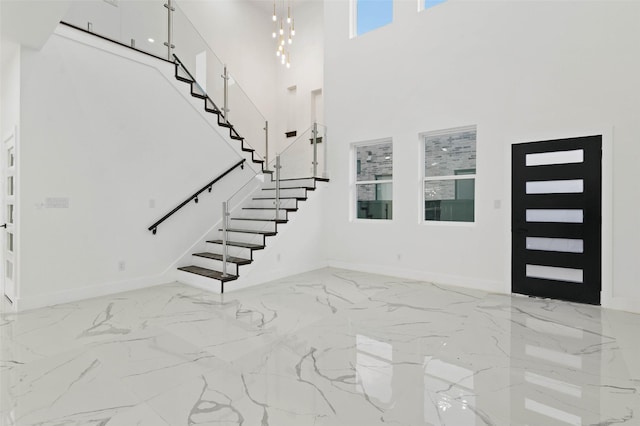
[0,224,6,228]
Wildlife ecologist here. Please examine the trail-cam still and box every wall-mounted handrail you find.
[148,158,245,234]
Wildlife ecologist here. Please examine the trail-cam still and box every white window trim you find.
[352,138,394,222]
[420,125,477,226]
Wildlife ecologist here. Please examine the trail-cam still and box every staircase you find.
[172,55,271,176]
[171,56,328,293]
[177,176,328,292]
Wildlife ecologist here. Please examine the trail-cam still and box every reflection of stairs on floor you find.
[178,176,329,292]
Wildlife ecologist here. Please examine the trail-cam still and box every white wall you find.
[16,29,254,310]
[274,0,324,154]
[178,0,279,157]
[1,22,22,308]
[323,1,640,312]
[1,0,70,49]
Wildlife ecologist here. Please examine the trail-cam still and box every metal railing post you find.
[312,122,318,177]
[221,201,229,277]
[275,155,281,220]
[264,121,269,171]
[323,125,328,178]
[222,65,229,124]
[164,0,175,61]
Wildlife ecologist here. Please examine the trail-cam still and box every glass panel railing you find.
[219,170,272,276]
[63,0,269,167]
[227,72,268,161]
[268,123,328,180]
[172,2,225,109]
[172,2,267,163]
[63,0,167,59]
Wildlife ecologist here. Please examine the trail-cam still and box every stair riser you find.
[206,243,255,259]
[218,231,266,245]
[260,188,307,198]
[248,198,298,209]
[192,256,239,276]
[191,82,206,98]
[262,178,316,189]
[234,210,288,220]
[228,219,277,232]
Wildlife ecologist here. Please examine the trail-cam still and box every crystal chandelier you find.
[271,0,294,68]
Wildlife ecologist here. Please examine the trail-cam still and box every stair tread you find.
[253,196,305,200]
[230,217,287,223]
[262,186,313,191]
[207,240,265,249]
[193,252,252,265]
[242,207,297,211]
[178,265,238,282]
[220,228,277,236]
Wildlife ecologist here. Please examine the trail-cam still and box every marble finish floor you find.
[1,268,639,425]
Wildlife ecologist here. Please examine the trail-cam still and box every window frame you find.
[420,125,477,226]
[352,138,394,222]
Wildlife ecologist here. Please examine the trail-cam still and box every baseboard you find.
[13,272,172,312]
[601,294,640,314]
[326,260,504,295]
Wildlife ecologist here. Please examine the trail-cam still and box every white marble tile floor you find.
[1,268,639,425]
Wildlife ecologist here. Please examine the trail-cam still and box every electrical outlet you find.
[118,261,126,271]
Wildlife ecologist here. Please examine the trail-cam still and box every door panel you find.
[512,136,601,305]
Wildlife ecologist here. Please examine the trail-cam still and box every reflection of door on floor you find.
[511,135,602,305]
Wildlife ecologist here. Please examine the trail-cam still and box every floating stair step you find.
[193,252,252,265]
[253,196,306,201]
[178,265,238,282]
[243,207,298,212]
[207,240,265,249]
[176,76,193,84]
[241,147,254,153]
[205,106,221,115]
[262,186,314,191]
[230,135,244,140]
[219,121,233,128]
[230,217,288,223]
[219,228,277,236]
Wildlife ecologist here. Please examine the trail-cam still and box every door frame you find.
[1,126,19,312]
[505,126,613,307]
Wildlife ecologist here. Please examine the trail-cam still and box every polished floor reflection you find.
[1,268,639,425]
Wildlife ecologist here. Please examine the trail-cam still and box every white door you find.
[2,129,17,304]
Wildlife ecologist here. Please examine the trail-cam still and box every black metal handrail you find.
[148,158,245,234]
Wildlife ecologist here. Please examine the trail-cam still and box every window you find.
[423,0,446,11]
[353,0,393,37]
[423,127,476,222]
[355,141,393,220]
